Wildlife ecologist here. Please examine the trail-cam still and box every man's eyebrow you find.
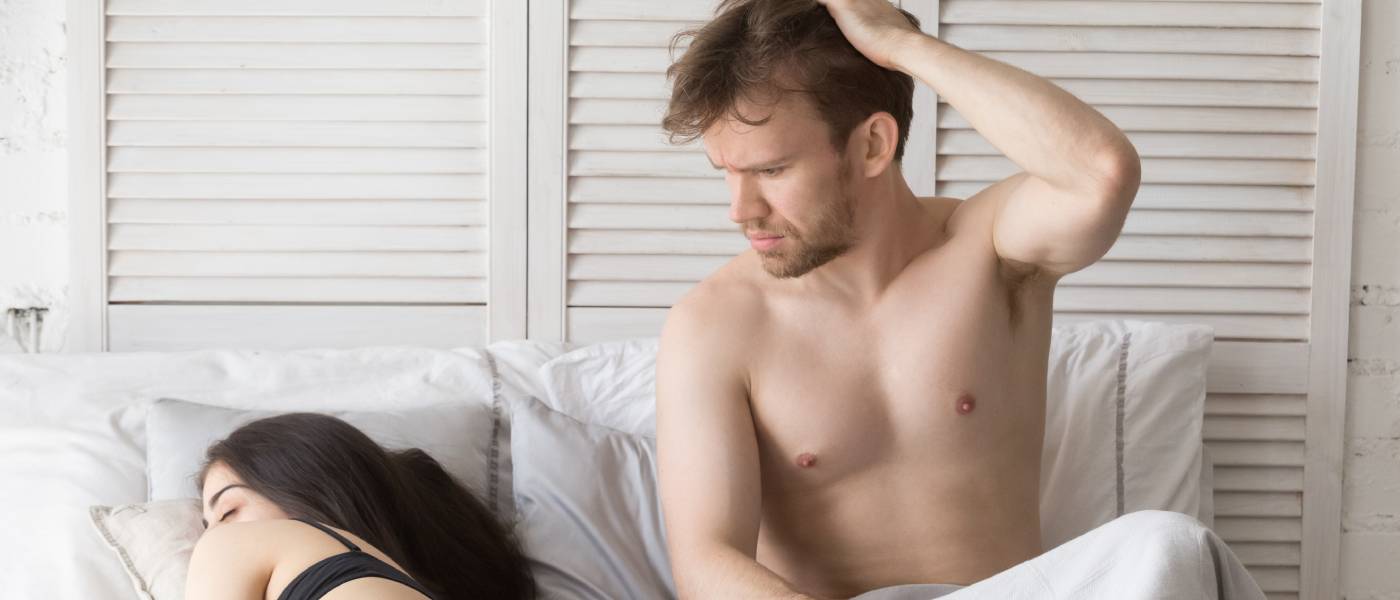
[708,154,795,172]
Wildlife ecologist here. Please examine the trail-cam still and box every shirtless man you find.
[654,0,1144,598]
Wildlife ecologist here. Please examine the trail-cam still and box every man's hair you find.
[662,0,920,162]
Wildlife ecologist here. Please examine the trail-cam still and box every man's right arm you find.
[656,293,820,600]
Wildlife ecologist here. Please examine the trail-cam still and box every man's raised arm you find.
[656,291,820,600]
[819,0,1142,279]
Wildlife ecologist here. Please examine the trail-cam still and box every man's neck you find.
[799,171,944,307]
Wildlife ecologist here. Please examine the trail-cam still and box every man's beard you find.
[757,172,858,279]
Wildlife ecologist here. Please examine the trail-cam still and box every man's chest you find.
[742,267,1053,491]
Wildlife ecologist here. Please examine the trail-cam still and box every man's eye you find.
[761,167,784,176]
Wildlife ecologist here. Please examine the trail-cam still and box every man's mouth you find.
[749,235,784,251]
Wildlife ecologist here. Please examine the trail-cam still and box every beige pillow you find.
[90,499,202,600]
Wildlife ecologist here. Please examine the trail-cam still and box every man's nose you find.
[728,176,769,224]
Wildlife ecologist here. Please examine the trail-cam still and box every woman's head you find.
[197,412,536,600]
[197,413,407,536]
[199,460,288,528]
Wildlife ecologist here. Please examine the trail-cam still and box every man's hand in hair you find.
[815,0,926,72]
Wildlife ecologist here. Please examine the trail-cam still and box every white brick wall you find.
[0,0,68,353]
[0,1,1396,597]
[1342,1,1400,597]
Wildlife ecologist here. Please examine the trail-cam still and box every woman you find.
[186,412,536,600]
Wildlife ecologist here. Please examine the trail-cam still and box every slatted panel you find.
[558,2,1326,596]
[103,0,490,311]
[107,304,489,351]
[932,0,1319,350]
[565,0,720,325]
[563,0,1319,342]
[929,4,1320,594]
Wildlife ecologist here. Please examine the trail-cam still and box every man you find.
[654,1,1264,599]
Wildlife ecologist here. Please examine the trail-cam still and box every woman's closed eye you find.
[201,507,236,529]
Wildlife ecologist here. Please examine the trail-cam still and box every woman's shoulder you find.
[185,521,293,598]
[188,519,430,599]
[191,518,349,566]
[194,518,315,551]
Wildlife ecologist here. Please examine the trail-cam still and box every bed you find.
[0,320,1217,599]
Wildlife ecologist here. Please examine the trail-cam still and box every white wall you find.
[0,0,68,353]
[1340,2,1400,598]
[0,1,1395,597]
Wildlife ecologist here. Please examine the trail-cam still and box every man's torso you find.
[698,195,1058,598]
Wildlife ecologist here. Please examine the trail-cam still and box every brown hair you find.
[198,413,536,600]
[662,0,920,162]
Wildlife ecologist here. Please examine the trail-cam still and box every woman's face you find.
[199,461,289,530]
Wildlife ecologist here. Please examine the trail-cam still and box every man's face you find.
[703,93,859,279]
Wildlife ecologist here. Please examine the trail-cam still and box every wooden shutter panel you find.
[529,0,725,340]
[930,2,1325,597]
[99,0,518,349]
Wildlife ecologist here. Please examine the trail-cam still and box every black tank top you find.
[275,518,438,600]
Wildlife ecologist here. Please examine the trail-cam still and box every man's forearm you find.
[892,34,1135,191]
[673,545,826,600]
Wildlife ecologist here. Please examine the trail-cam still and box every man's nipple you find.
[795,452,818,468]
[956,393,976,415]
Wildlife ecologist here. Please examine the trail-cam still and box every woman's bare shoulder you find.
[185,521,288,599]
[188,520,432,600]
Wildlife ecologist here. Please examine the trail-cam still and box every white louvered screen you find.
[101,0,521,350]
[933,3,1319,598]
[538,1,1333,598]
[561,0,729,337]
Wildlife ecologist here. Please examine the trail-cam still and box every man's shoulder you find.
[684,251,764,307]
[936,193,985,238]
[662,257,765,347]
[656,262,760,406]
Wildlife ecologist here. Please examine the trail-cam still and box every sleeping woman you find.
[185,412,536,600]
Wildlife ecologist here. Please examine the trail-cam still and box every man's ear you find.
[856,111,900,178]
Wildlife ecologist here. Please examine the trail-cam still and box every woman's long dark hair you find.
[198,412,535,600]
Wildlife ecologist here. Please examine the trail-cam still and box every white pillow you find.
[537,337,660,437]
[537,320,1212,550]
[1039,320,1211,547]
[89,499,202,600]
[0,346,504,600]
[145,398,508,520]
[509,394,674,600]
[537,337,663,433]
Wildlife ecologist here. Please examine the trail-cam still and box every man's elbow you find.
[668,547,719,600]
[1093,142,1142,208]
[668,540,750,598]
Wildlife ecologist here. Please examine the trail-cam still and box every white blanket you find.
[853,510,1264,600]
